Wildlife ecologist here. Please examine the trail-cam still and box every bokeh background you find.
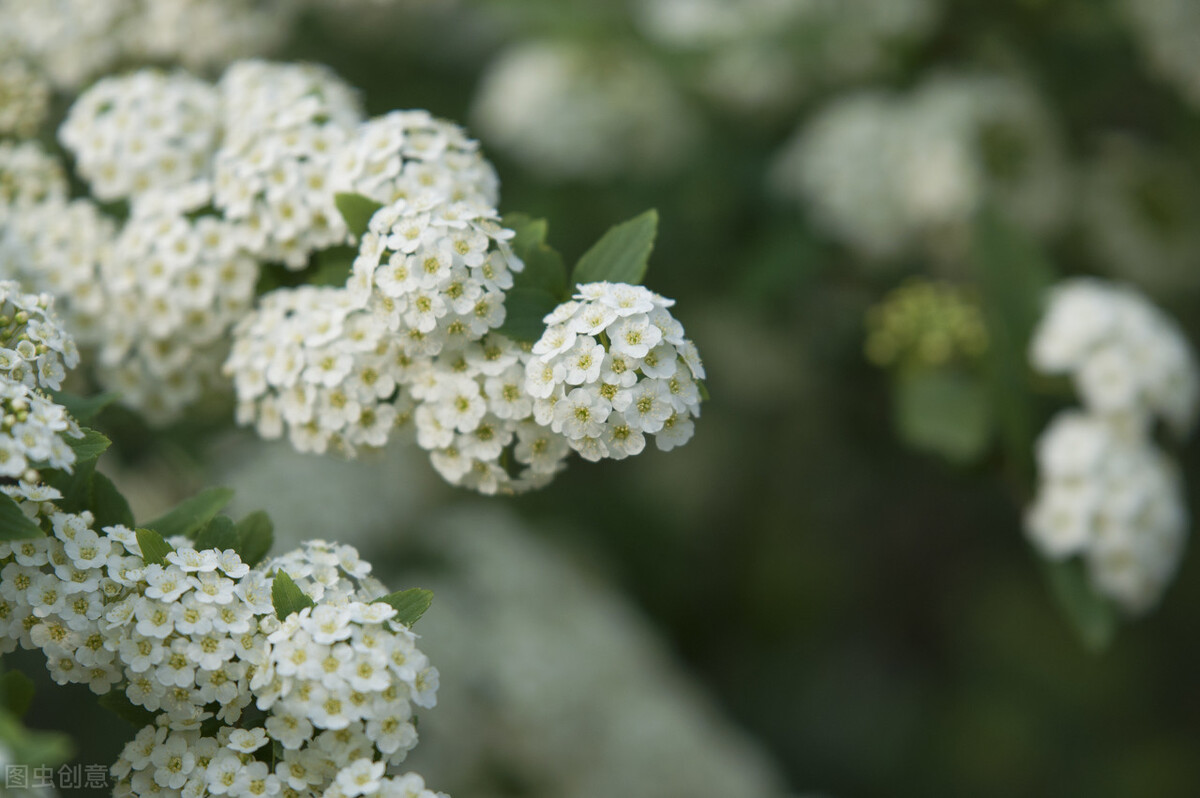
[8,0,1200,795]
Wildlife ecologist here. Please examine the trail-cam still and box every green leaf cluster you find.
[0,668,73,766]
[499,209,659,344]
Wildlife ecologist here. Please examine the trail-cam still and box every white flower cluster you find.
[2,515,446,798]
[226,285,416,457]
[214,60,364,268]
[1026,413,1186,614]
[0,280,81,392]
[0,282,82,503]
[332,110,500,209]
[1122,0,1200,108]
[772,72,1067,261]
[96,202,260,423]
[525,282,704,461]
[632,0,942,115]
[0,0,296,90]
[59,70,221,202]
[0,197,115,347]
[1026,278,1199,614]
[0,142,67,218]
[0,54,51,139]
[1030,278,1200,437]
[350,199,519,353]
[1079,136,1200,291]
[471,40,698,181]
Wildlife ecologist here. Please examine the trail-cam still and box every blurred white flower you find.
[471,40,699,181]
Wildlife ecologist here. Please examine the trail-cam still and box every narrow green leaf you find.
[67,428,111,464]
[894,370,993,464]
[698,380,711,401]
[90,471,134,529]
[377,588,434,627]
[335,192,384,238]
[1042,559,1118,652]
[50,391,119,424]
[97,690,157,729]
[0,670,34,718]
[144,486,235,540]
[0,492,43,540]
[135,527,174,565]
[272,570,315,620]
[194,515,238,552]
[571,209,658,287]
[236,511,274,567]
[970,206,1058,487]
[498,287,564,344]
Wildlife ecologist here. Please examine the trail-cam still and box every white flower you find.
[227,727,269,753]
[334,758,386,797]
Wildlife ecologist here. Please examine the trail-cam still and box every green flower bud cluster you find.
[865,278,988,370]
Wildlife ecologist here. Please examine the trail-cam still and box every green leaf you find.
[335,192,384,238]
[135,527,174,565]
[43,458,96,515]
[67,428,111,464]
[497,213,570,343]
[194,515,238,552]
[0,670,34,718]
[50,391,119,424]
[235,511,274,567]
[894,370,993,464]
[0,712,74,766]
[310,244,357,287]
[502,212,549,252]
[1042,559,1118,652]
[272,570,315,620]
[144,486,235,540]
[0,492,43,540]
[970,206,1057,486]
[90,471,134,529]
[698,379,711,401]
[498,287,564,344]
[97,690,157,728]
[571,209,658,287]
[377,588,433,627]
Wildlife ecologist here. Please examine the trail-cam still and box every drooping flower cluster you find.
[524,282,705,461]
[1026,278,1199,614]
[332,110,500,209]
[59,70,221,202]
[1030,278,1199,438]
[225,285,416,456]
[471,40,699,181]
[772,72,1068,261]
[213,60,363,268]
